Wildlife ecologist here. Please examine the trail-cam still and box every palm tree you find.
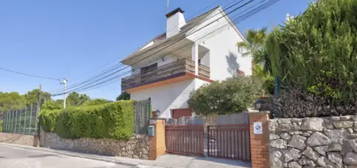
[238,28,274,94]
[237,28,272,74]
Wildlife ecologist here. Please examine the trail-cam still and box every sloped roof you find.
[121,6,221,65]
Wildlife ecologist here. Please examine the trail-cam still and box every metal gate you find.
[134,99,151,134]
[207,124,250,161]
[2,103,39,135]
[165,125,204,156]
[165,124,251,161]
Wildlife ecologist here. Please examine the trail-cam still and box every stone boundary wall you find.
[0,132,38,146]
[40,131,150,159]
[269,115,357,168]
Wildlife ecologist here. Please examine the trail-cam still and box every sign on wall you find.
[253,122,263,134]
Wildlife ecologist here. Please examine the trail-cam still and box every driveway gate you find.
[165,125,204,156]
[207,124,250,161]
[165,124,251,161]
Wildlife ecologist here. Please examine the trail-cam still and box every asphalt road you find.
[0,144,132,168]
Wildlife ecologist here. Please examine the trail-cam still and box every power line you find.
[0,66,60,81]
[52,0,279,96]
[52,0,267,95]
[51,1,250,96]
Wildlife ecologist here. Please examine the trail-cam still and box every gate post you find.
[148,119,166,160]
[248,112,270,168]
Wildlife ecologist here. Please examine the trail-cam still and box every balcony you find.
[122,59,210,91]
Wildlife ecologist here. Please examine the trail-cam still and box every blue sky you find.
[0,0,311,100]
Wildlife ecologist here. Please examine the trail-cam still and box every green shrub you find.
[268,0,357,108]
[39,101,62,132]
[39,100,134,140]
[39,109,60,132]
[0,120,3,132]
[188,77,263,115]
[82,99,111,106]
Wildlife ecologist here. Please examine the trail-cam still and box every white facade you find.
[122,7,252,118]
[131,79,209,118]
[187,8,252,79]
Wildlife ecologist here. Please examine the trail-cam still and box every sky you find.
[0,0,312,100]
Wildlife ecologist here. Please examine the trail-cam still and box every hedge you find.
[0,120,2,132]
[39,100,134,140]
[266,0,357,117]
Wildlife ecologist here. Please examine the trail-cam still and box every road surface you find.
[0,144,131,168]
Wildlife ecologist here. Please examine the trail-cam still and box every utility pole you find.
[60,79,68,109]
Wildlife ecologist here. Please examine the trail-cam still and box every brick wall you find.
[149,119,166,160]
[249,112,270,168]
[0,132,38,147]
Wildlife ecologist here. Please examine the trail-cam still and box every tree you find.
[0,92,26,113]
[66,92,90,106]
[266,0,357,117]
[238,28,274,94]
[116,92,130,101]
[24,89,51,105]
[188,77,262,115]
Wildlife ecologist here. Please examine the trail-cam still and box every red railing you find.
[165,125,204,156]
[207,124,251,161]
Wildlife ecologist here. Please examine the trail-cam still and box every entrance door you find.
[134,99,151,134]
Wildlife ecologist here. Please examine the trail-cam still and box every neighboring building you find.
[121,7,252,118]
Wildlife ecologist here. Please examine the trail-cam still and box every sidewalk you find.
[1,143,251,168]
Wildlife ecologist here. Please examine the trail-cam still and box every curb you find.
[0,143,140,167]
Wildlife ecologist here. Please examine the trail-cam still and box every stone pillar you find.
[149,119,166,160]
[249,112,270,168]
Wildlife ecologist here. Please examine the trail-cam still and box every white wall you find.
[131,78,209,118]
[187,8,252,80]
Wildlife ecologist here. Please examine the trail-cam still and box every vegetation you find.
[188,77,262,115]
[116,92,130,101]
[83,99,111,106]
[0,89,51,117]
[66,92,90,106]
[0,92,26,113]
[39,101,134,140]
[0,120,3,132]
[265,0,357,117]
[24,89,51,105]
[38,101,62,132]
[238,29,274,94]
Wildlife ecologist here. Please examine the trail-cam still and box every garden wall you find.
[0,132,39,146]
[40,130,150,159]
[269,115,357,168]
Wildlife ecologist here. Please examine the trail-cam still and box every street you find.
[0,144,131,168]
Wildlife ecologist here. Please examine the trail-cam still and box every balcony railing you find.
[122,59,210,90]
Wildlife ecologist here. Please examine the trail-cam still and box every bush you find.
[188,77,263,115]
[268,0,357,108]
[82,99,111,106]
[39,101,62,132]
[0,120,3,132]
[39,109,61,132]
[39,100,134,140]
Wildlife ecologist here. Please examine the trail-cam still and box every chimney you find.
[166,8,186,38]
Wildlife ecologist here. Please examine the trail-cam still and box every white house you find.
[121,7,252,119]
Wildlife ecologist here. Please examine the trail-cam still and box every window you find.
[141,63,158,74]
